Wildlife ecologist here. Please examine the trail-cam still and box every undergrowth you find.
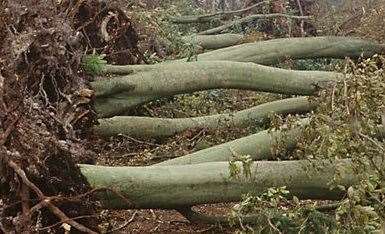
[229,56,385,233]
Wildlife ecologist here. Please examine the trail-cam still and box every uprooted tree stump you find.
[1,0,385,232]
[0,0,144,233]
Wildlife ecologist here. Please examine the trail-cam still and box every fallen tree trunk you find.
[95,97,314,138]
[79,159,356,209]
[182,33,244,50]
[195,36,385,64]
[155,121,307,166]
[92,61,340,97]
[198,13,309,35]
[99,37,385,73]
[95,94,156,118]
[157,123,385,166]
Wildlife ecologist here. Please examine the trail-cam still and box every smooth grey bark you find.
[92,61,340,97]
[95,94,156,118]
[195,36,385,64]
[95,97,314,138]
[79,159,356,209]
[156,122,385,166]
[155,122,306,166]
[182,34,244,50]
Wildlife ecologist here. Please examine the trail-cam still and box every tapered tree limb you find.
[101,64,158,75]
[95,94,156,118]
[155,121,385,166]
[198,13,310,35]
[99,37,385,75]
[155,120,307,166]
[92,61,340,97]
[195,37,385,64]
[177,201,341,226]
[169,1,269,24]
[177,207,266,226]
[95,97,315,138]
[79,159,357,209]
[182,34,245,50]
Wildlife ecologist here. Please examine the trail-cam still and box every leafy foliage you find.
[82,53,107,75]
[294,56,385,231]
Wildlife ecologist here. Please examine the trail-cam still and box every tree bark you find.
[95,97,314,138]
[92,61,340,97]
[197,13,309,35]
[95,94,156,118]
[155,120,307,166]
[79,159,357,209]
[101,37,385,71]
[182,34,244,50]
[195,36,385,64]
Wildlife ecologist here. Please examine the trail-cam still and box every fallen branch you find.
[169,1,268,24]
[95,97,315,138]
[99,37,385,70]
[155,120,307,166]
[198,13,310,35]
[177,207,265,226]
[95,94,155,118]
[182,33,245,50]
[195,36,385,64]
[92,61,340,97]
[80,159,357,210]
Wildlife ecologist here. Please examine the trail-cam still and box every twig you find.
[107,211,138,233]
[359,133,385,151]
[118,134,161,147]
[37,215,98,231]
[198,13,310,35]
[296,0,305,36]
[189,128,207,143]
[170,1,269,24]
[358,133,385,179]
[0,116,19,146]
[20,183,31,232]
[265,214,282,234]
